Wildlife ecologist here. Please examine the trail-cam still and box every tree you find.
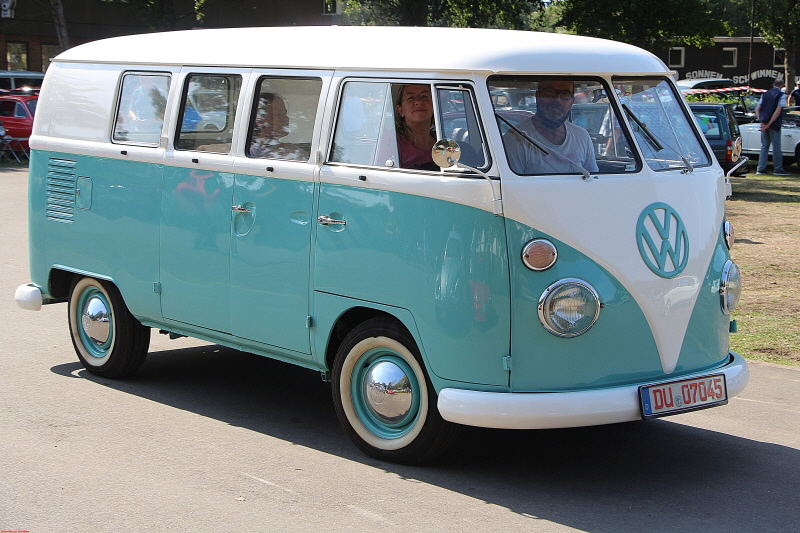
[556,0,726,52]
[99,0,207,31]
[51,0,71,51]
[340,0,541,29]
[755,0,800,87]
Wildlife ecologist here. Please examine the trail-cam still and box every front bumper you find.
[437,352,749,429]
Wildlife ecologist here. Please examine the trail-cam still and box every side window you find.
[14,102,27,118]
[0,101,14,117]
[329,81,439,171]
[437,88,487,168]
[113,72,171,145]
[330,81,396,167]
[175,74,242,153]
[247,77,322,161]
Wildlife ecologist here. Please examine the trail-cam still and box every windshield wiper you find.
[622,104,663,151]
[495,113,595,180]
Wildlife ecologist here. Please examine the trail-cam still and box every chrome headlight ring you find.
[720,260,742,315]
[538,278,602,338]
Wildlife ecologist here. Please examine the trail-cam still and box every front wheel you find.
[68,277,150,378]
[332,318,458,464]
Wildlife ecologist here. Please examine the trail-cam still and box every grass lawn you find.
[728,168,800,366]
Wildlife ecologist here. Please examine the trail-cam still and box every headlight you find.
[538,279,601,337]
[720,260,742,314]
[724,220,734,250]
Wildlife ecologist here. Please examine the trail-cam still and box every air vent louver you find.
[46,159,77,223]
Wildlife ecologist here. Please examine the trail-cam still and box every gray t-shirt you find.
[504,118,599,174]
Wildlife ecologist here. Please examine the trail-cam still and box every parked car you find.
[741,106,800,166]
[689,102,746,174]
[0,93,37,150]
[676,78,736,91]
[0,70,44,92]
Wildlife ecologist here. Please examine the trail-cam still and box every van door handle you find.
[318,215,346,226]
[232,205,252,213]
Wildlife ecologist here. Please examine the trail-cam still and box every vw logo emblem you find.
[636,203,689,278]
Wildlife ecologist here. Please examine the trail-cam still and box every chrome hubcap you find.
[81,296,110,346]
[363,361,413,424]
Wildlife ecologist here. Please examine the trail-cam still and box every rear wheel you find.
[332,318,458,464]
[68,277,150,378]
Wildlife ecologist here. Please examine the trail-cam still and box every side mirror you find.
[432,139,461,169]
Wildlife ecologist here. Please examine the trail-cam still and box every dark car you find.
[0,93,37,151]
[689,102,746,175]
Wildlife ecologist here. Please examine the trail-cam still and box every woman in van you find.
[394,84,437,170]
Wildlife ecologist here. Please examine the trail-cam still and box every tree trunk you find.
[51,0,70,52]
[786,45,797,89]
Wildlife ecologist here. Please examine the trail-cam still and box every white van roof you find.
[54,26,668,75]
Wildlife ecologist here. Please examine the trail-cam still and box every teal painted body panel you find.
[677,224,733,371]
[230,173,314,354]
[29,151,164,321]
[315,182,511,387]
[160,165,233,333]
[506,220,731,392]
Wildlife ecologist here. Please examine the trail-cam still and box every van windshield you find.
[489,77,640,176]
[613,77,711,171]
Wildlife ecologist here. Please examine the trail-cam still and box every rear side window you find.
[113,72,171,145]
[175,74,242,153]
[247,76,322,161]
[693,109,724,140]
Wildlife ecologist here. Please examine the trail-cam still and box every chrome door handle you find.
[318,215,346,226]
[232,205,251,213]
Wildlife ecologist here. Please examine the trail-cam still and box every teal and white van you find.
[15,26,749,463]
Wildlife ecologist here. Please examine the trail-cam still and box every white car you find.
[741,106,800,165]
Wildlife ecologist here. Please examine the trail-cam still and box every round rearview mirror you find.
[432,139,461,169]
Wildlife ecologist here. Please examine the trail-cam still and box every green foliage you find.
[556,0,725,52]
[340,0,541,28]
[100,0,207,30]
[685,93,739,104]
[707,0,753,37]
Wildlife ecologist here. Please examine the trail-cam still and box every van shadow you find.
[52,346,799,532]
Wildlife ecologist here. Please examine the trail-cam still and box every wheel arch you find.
[322,305,421,376]
[48,267,114,301]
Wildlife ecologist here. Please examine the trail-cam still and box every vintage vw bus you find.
[15,26,748,463]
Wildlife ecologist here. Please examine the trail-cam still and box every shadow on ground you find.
[52,345,800,532]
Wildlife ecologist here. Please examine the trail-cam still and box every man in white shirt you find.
[504,79,598,175]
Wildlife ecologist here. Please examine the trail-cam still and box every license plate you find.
[639,374,728,419]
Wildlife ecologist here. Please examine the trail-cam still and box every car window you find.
[437,87,487,168]
[26,98,37,116]
[490,76,639,175]
[0,101,14,117]
[614,77,711,171]
[693,109,723,140]
[247,76,322,161]
[14,102,27,118]
[113,72,171,146]
[329,81,441,171]
[175,74,241,153]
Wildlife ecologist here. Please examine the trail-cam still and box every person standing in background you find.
[755,78,790,176]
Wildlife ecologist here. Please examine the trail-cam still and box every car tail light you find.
[726,139,733,162]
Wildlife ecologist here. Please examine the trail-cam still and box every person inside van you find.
[395,84,438,170]
[503,79,598,174]
[249,93,308,160]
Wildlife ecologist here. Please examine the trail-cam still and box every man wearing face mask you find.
[504,79,598,174]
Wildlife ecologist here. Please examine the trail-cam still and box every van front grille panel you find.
[46,158,78,223]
